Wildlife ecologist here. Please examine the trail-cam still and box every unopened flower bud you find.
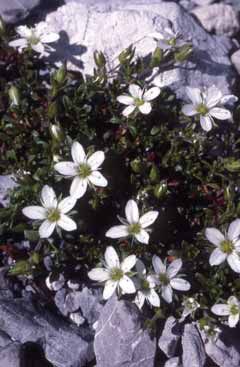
[50,124,63,142]
[8,85,20,106]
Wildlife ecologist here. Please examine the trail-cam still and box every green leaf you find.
[24,230,39,242]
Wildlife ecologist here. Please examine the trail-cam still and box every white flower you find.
[151,256,191,303]
[211,296,240,328]
[105,199,159,245]
[181,297,200,319]
[22,185,77,238]
[182,86,233,131]
[117,84,160,117]
[205,219,240,273]
[54,142,108,199]
[46,273,65,291]
[88,246,136,300]
[134,259,160,309]
[149,27,181,50]
[9,25,59,57]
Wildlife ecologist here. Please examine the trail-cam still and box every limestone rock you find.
[38,1,235,100]
[0,342,21,367]
[192,4,240,36]
[231,49,240,75]
[0,0,40,24]
[94,295,156,367]
[182,324,206,367]
[0,176,18,208]
[164,357,183,367]
[158,317,182,358]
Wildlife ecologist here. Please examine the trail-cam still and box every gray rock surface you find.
[182,324,206,367]
[76,286,103,326]
[0,298,94,367]
[0,330,12,348]
[0,342,21,367]
[0,176,18,208]
[38,1,236,100]
[158,317,182,358]
[94,295,156,367]
[164,357,183,367]
[192,4,240,36]
[0,0,40,24]
[231,49,240,75]
[199,325,240,367]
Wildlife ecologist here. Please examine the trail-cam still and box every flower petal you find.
[54,162,77,176]
[87,151,105,170]
[209,107,231,120]
[122,105,136,117]
[135,229,149,244]
[71,142,86,164]
[152,255,166,274]
[104,246,120,268]
[40,33,59,43]
[227,253,240,273]
[31,42,45,55]
[228,219,240,242]
[41,185,57,209]
[135,291,146,309]
[22,206,47,220]
[148,289,160,307]
[139,211,159,228]
[205,228,224,246]
[186,87,202,105]
[161,285,173,303]
[136,259,146,277]
[143,87,160,102]
[209,248,227,266]
[39,220,56,238]
[125,199,139,224]
[9,39,27,48]
[167,259,182,278]
[58,196,76,214]
[88,171,108,187]
[211,304,229,316]
[17,26,32,38]
[121,255,136,272]
[229,313,239,328]
[117,95,134,105]
[200,115,213,132]
[205,86,222,108]
[181,104,197,116]
[105,225,128,239]
[170,278,191,291]
[88,268,110,282]
[129,84,142,99]
[57,214,77,231]
[119,275,136,294]
[70,177,88,199]
[139,102,152,114]
[103,280,117,300]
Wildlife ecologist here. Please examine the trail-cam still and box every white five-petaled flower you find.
[88,246,136,300]
[22,185,77,238]
[9,25,59,57]
[182,86,233,132]
[150,256,191,303]
[105,199,159,245]
[181,297,200,320]
[149,27,182,50]
[54,142,108,199]
[117,84,160,117]
[205,219,240,273]
[134,259,160,309]
[211,296,240,328]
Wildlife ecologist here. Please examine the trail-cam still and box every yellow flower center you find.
[134,98,144,107]
[220,240,234,254]
[159,273,170,286]
[196,103,208,116]
[230,304,239,315]
[78,163,92,179]
[47,208,60,222]
[128,223,141,235]
[141,278,150,291]
[110,267,123,281]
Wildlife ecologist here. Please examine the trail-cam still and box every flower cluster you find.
[88,246,190,308]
